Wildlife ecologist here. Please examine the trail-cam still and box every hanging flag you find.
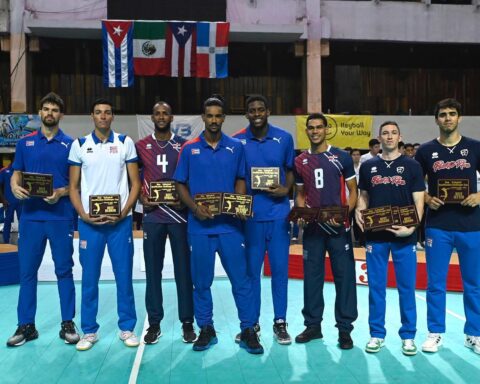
[166,22,197,77]
[102,20,134,87]
[133,21,167,76]
[196,22,229,78]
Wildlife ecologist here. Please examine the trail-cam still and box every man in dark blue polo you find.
[6,92,79,347]
[174,95,263,354]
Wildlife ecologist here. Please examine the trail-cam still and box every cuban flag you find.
[196,22,229,78]
[102,20,134,87]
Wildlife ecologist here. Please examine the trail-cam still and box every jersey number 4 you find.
[314,168,324,189]
[157,154,168,173]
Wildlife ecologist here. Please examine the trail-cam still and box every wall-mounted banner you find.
[0,115,41,147]
[137,115,204,141]
[296,115,373,150]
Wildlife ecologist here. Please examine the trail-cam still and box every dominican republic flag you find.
[102,20,134,87]
[166,22,197,77]
[196,22,229,78]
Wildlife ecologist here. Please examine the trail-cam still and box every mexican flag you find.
[133,21,167,76]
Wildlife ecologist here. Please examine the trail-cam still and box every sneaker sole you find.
[464,341,480,355]
[295,334,323,344]
[7,333,38,347]
[76,343,95,351]
[192,337,218,351]
[124,341,140,347]
[402,349,417,356]
[421,345,440,353]
[365,347,382,353]
[182,334,197,343]
[239,341,264,355]
[274,337,292,345]
[144,332,162,345]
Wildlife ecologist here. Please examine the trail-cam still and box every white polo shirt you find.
[68,130,138,214]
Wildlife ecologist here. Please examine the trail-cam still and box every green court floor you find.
[0,279,478,384]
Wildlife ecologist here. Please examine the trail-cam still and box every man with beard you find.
[233,95,295,345]
[135,101,196,344]
[415,99,480,355]
[293,113,358,349]
[69,98,141,351]
[7,92,79,347]
[174,95,263,354]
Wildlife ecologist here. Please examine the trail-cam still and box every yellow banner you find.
[296,115,374,150]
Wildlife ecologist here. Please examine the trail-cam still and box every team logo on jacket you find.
[370,167,377,173]
[426,238,433,247]
[240,139,246,145]
[191,148,200,155]
[110,146,118,154]
[396,166,404,174]
[432,152,438,159]
[432,159,470,172]
[146,144,152,150]
[87,147,93,153]
[302,158,308,165]
[172,143,181,151]
[80,240,87,249]
[273,137,282,144]
[461,149,468,156]
[26,141,34,146]
[225,146,234,154]
[371,175,406,186]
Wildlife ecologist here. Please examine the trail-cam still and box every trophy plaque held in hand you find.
[437,179,469,203]
[221,193,253,217]
[362,206,395,231]
[149,181,178,204]
[22,172,53,197]
[194,193,223,215]
[317,206,350,224]
[251,167,280,190]
[89,195,121,217]
[287,207,319,223]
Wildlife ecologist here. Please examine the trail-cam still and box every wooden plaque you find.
[361,205,395,231]
[437,179,469,203]
[22,172,53,197]
[221,193,253,217]
[194,193,223,215]
[287,207,320,223]
[89,195,121,217]
[317,206,350,224]
[149,181,178,204]
[251,167,280,190]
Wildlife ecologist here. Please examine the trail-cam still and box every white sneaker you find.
[465,335,480,355]
[76,333,98,351]
[365,337,384,353]
[120,331,140,347]
[421,333,443,353]
[402,339,417,356]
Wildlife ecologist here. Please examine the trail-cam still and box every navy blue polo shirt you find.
[173,132,245,235]
[233,124,295,221]
[12,129,74,221]
[0,165,17,204]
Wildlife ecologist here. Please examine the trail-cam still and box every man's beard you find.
[42,117,58,127]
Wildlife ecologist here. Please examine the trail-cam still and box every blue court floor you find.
[0,278,478,384]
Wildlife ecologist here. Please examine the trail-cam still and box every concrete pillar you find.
[307,39,322,113]
[10,0,27,112]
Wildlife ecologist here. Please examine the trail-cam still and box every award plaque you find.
[194,193,223,215]
[317,206,350,224]
[221,193,253,217]
[392,205,419,227]
[89,194,121,217]
[361,206,395,231]
[149,181,178,204]
[437,179,469,203]
[251,167,280,190]
[287,207,320,223]
[22,172,53,197]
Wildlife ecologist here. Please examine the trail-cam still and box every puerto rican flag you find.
[196,22,229,78]
[166,22,197,77]
[102,20,134,87]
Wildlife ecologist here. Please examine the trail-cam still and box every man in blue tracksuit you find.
[174,95,263,354]
[233,95,295,345]
[0,162,22,244]
[6,92,79,347]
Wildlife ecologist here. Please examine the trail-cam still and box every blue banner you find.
[0,115,41,147]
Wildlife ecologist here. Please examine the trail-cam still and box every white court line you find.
[128,316,149,384]
[415,293,466,321]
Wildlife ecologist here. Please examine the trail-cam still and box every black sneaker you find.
[338,331,354,350]
[182,322,197,343]
[59,320,80,344]
[144,324,162,344]
[239,327,264,355]
[295,326,323,344]
[273,320,292,345]
[193,325,217,351]
[6,324,39,347]
[235,323,260,344]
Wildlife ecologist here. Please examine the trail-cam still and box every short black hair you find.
[152,101,172,114]
[350,148,361,155]
[434,98,462,118]
[378,121,400,135]
[39,92,65,113]
[306,113,328,128]
[91,98,114,114]
[368,138,380,147]
[404,143,414,150]
[245,94,269,110]
[203,94,225,114]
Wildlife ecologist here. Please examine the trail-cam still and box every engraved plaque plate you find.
[149,181,178,204]
[221,193,253,217]
[194,193,223,215]
[362,206,394,231]
[89,195,121,217]
[287,207,320,223]
[397,205,419,227]
[251,167,280,190]
[22,172,53,197]
[317,206,350,224]
[437,179,469,203]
